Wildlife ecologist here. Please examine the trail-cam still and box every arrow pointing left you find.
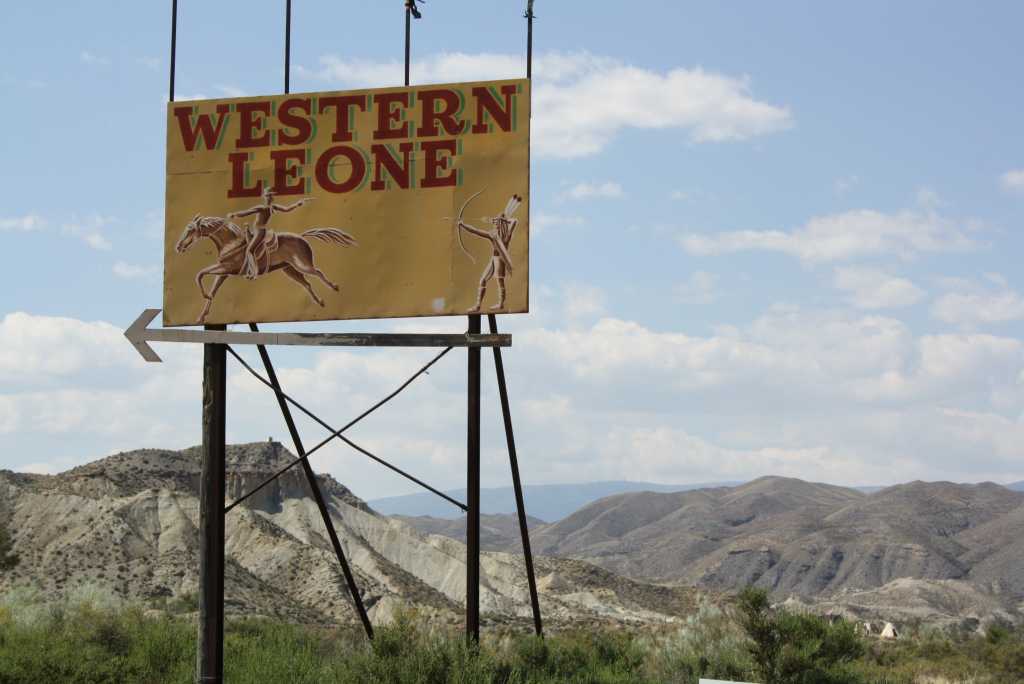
[125,309,163,362]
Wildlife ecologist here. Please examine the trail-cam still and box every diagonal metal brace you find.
[488,314,543,636]
[249,325,374,639]
[223,346,466,514]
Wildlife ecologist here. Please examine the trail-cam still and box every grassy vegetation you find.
[0,585,1022,683]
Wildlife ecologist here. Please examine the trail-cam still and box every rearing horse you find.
[174,215,357,324]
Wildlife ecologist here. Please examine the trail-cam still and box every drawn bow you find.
[453,188,485,264]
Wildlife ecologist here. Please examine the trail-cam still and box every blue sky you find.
[2,2,1023,500]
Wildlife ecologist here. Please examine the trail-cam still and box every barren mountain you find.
[521,477,1024,616]
[0,442,698,628]
[394,514,545,552]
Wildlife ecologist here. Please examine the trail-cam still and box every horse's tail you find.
[302,228,358,247]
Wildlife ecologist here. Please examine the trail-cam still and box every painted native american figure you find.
[174,192,356,323]
[455,190,523,312]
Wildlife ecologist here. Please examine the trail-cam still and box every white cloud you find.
[112,261,159,280]
[137,56,160,70]
[62,215,114,251]
[680,206,977,263]
[7,301,1024,494]
[0,312,145,382]
[561,181,624,200]
[79,51,110,66]
[0,214,45,232]
[932,277,1024,326]
[998,169,1024,194]
[299,51,792,158]
[562,283,606,321]
[833,267,925,309]
[531,212,583,235]
[675,270,718,304]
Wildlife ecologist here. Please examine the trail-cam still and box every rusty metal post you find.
[466,315,481,642]
[487,314,542,636]
[197,327,226,684]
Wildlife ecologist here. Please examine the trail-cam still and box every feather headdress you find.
[502,194,522,218]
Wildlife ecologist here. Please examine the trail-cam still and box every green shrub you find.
[737,587,865,684]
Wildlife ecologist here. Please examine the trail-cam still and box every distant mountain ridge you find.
[518,477,1024,609]
[369,480,742,521]
[371,479,1020,522]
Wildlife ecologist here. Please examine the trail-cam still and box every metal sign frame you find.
[136,3,543,682]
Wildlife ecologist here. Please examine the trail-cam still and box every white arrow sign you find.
[124,309,512,363]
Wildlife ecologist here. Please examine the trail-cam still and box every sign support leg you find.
[466,315,481,642]
[249,326,374,639]
[197,329,226,684]
[487,314,543,636]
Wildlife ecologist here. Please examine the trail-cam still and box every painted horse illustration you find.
[174,215,357,324]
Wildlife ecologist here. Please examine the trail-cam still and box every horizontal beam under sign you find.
[125,309,511,362]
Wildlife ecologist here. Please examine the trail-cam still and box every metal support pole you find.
[169,0,177,102]
[284,0,291,93]
[466,315,481,642]
[248,326,374,639]
[197,328,226,684]
[404,6,411,87]
[487,314,542,636]
[525,1,534,80]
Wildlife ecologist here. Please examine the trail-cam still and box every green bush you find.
[736,587,864,684]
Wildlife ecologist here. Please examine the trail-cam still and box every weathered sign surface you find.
[164,79,530,326]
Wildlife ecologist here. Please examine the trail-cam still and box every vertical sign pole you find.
[404,4,411,87]
[168,0,177,102]
[197,328,226,684]
[466,315,482,642]
[526,0,534,79]
[166,4,227,681]
[284,0,291,94]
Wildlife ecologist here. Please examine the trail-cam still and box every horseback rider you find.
[226,187,311,279]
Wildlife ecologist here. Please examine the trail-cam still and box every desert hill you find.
[508,477,1024,619]
[393,513,546,552]
[0,442,698,628]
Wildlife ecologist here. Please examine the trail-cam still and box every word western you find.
[171,85,521,198]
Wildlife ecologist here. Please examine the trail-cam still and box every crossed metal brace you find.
[223,325,456,639]
[222,318,542,641]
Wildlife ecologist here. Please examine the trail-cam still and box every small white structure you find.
[880,622,900,639]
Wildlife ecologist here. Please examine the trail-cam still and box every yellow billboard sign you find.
[164,79,530,326]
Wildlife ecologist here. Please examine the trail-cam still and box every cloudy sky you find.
[3,2,1023,501]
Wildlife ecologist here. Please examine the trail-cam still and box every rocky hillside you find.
[0,442,698,628]
[393,514,545,552]
[514,477,1024,616]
